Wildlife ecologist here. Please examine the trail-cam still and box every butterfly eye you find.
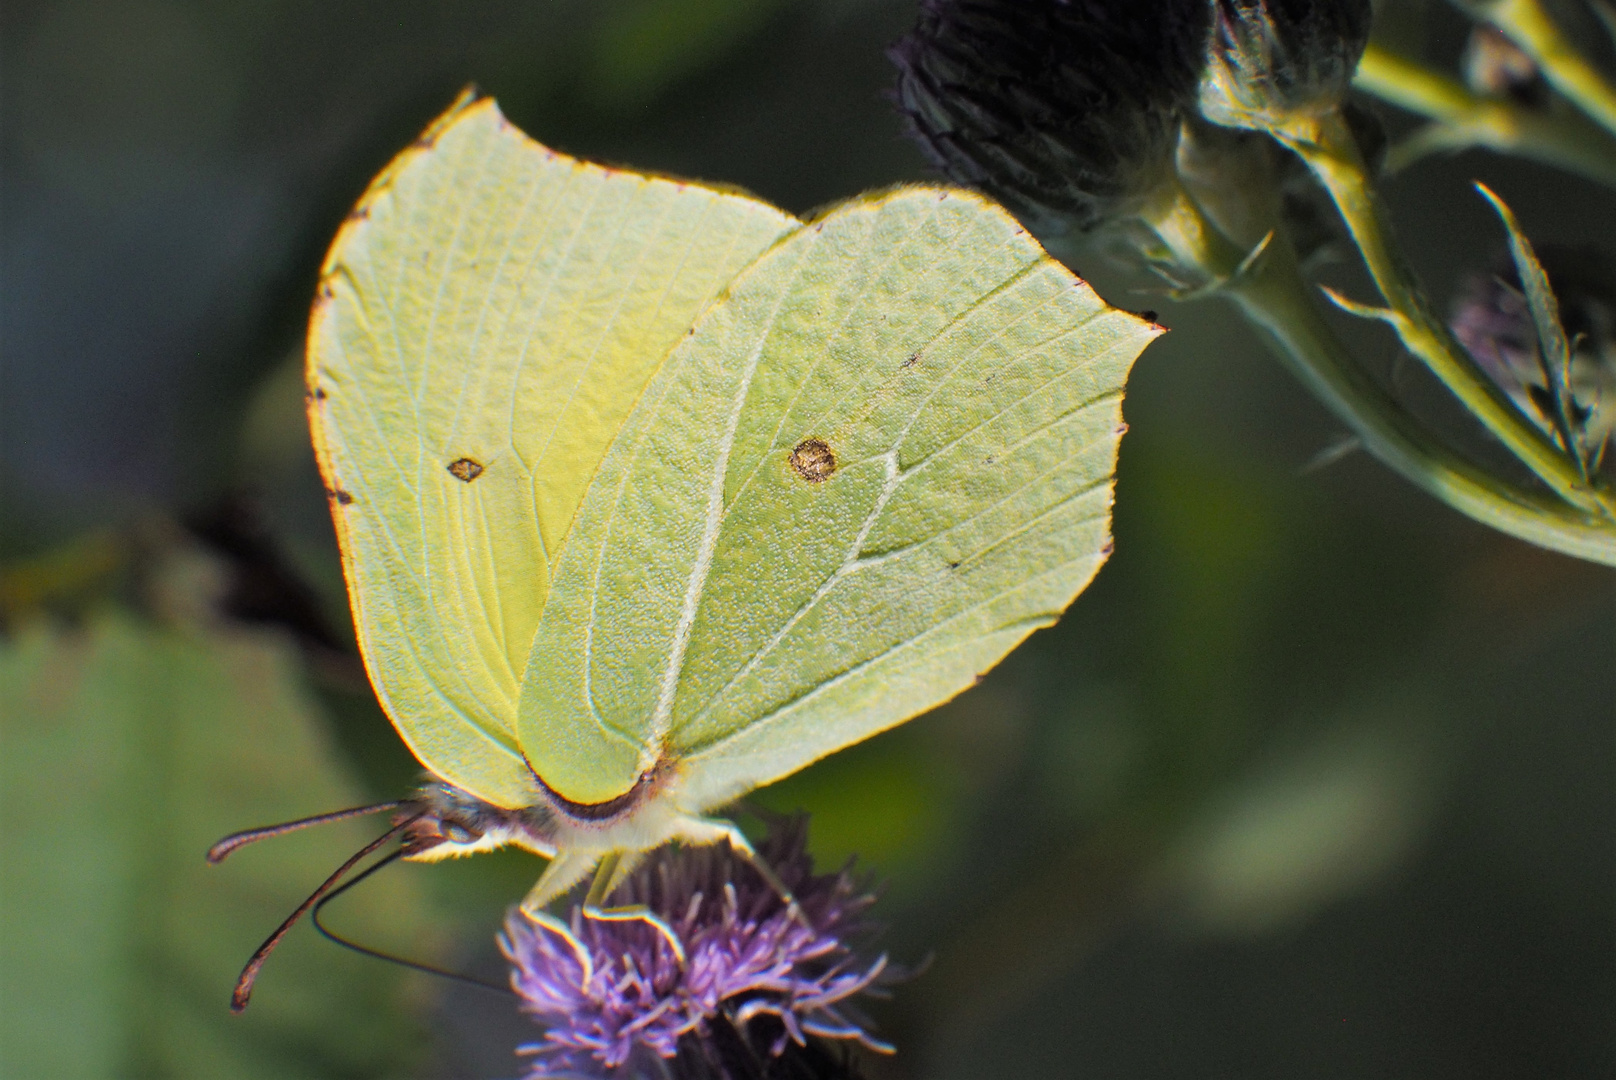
[442,821,479,844]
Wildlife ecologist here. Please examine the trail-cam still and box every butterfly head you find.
[396,780,559,862]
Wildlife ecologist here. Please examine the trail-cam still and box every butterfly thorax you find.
[397,762,698,865]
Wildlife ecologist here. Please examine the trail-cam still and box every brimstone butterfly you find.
[212,89,1159,1004]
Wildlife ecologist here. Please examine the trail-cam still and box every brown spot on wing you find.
[789,438,836,484]
[447,458,484,483]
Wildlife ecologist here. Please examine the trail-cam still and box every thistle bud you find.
[890,0,1210,234]
[1451,245,1616,461]
[1199,0,1374,131]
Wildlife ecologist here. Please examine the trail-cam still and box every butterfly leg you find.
[677,817,805,926]
[579,851,687,964]
[519,850,598,917]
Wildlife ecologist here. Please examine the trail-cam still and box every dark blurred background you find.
[2,0,1612,1077]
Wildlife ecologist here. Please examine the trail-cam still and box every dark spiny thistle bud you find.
[890,0,1211,234]
[1199,0,1374,131]
[1451,245,1616,462]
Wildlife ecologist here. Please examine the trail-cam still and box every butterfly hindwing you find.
[516,187,1159,808]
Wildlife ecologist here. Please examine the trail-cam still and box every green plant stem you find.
[1272,109,1613,518]
[1353,41,1616,188]
[1135,183,1616,562]
[1138,178,1243,285]
[1228,236,1616,565]
[1475,0,1616,138]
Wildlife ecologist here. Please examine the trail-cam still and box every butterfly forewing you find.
[307,93,797,807]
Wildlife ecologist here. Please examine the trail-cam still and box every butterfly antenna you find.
[310,848,514,998]
[228,810,423,1013]
[207,801,402,864]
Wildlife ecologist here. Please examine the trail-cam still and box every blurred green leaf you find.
[754,724,959,885]
[0,607,438,1079]
[0,529,129,626]
[1157,709,1437,935]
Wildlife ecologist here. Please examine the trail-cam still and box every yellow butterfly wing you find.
[517,186,1156,808]
[307,92,797,807]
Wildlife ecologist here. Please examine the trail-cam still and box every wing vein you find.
[687,543,1106,762]
[506,164,599,475]
[645,242,815,749]
[683,450,902,727]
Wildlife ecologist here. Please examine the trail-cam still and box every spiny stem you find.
[1139,177,1247,284]
[1137,182,1616,563]
[1226,233,1616,565]
[1353,41,1616,188]
[1272,108,1613,519]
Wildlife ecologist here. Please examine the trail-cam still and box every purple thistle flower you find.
[1451,244,1616,463]
[500,816,890,1080]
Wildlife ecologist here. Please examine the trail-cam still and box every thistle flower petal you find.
[501,816,889,1079]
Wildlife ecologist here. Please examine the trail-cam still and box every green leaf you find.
[0,607,437,1079]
